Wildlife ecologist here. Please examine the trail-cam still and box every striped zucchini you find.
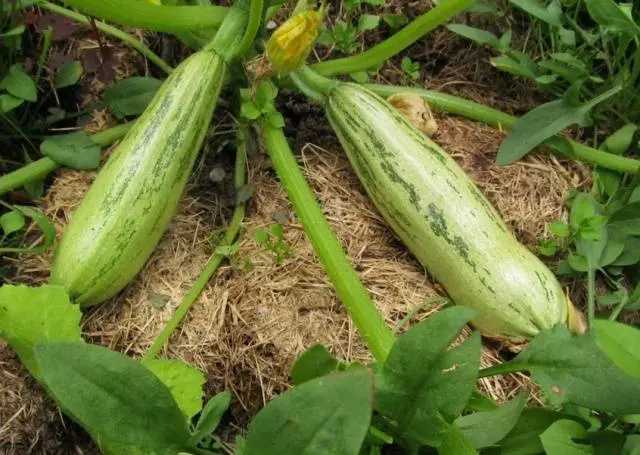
[51,50,225,307]
[326,83,573,341]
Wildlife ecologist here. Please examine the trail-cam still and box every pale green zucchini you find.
[51,50,225,307]
[326,83,574,340]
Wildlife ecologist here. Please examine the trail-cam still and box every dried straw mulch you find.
[0,105,590,453]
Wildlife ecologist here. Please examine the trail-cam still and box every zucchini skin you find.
[326,83,568,340]
[51,50,225,307]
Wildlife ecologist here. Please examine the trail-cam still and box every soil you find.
[0,1,592,454]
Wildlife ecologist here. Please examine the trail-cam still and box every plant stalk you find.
[366,84,640,174]
[56,0,227,32]
[41,2,173,75]
[0,122,132,196]
[141,126,248,364]
[310,0,476,77]
[234,0,264,57]
[259,119,395,362]
[205,3,249,61]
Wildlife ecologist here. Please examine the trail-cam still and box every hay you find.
[1,105,589,452]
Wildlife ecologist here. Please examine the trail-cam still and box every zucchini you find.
[326,83,575,341]
[51,50,225,307]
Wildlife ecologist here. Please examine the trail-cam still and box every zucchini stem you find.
[205,4,249,61]
[259,119,395,362]
[0,122,133,197]
[41,2,173,75]
[292,65,337,101]
[234,0,264,57]
[55,0,227,33]
[310,0,476,77]
[141,125,248,364]
[366,84,640,174]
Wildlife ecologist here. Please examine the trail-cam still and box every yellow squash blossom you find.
[266,10,322,74]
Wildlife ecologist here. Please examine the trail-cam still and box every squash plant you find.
[1,0,640,454]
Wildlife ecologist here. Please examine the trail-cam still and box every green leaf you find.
[466,1,503,16]
[0,93,23,113]
[349,71,370,83]
[455,392,527,448]
[609,202,640,235]
[583,431,627,454]
[585,0,640,35]
[55,60,83,88]
[245,370,373,455]
[501,325,640,414]
[491,54,539,80]
[358,14,380,32]
[0,209,26,235]
[189,391,231,445]
[466,391,498,412]
[40,131,102,170]
[266,111,285,128]
[255,80,278,108]
[145,359,205,420]
[539,239,559,256]
[497,408,577,455]
[35,342,191,451]
[375,307,481,445]
[610,236,640,266]
[290,344,339,385]
[215,243,241,256]
[497,86,622,165]
[0,63,37,102]
[601,123,638,155]
[240,101,262,120]
[624,435,640,455]
[447,24,502,49]
[382,14,408,29]
[1,25,26,37]
[549,220,570,237]
[510,0,563,26]
[0,285,82,381]
[540,420,593,454]
[13,205,56,249]
[592,319,640,378]
[439,421,478,455]
[104,77,163,118]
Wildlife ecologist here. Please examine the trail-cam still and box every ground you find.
[0,1,591,453]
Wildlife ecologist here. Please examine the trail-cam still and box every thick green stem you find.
[41,2,173,75]
[310,0,476,77]
[366,84,640,174]
[0,122,132,196]
[141,126,248,364]
[57,0,227,32]
[259,120,395,362]
[293,65,337,98]
[205,4,249,61]
[234,0,264,57]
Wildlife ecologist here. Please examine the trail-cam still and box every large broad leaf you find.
[486,325,640,414]
[455,392,527,448]
[497,408,580,455]
[105,77,163,118]
[541,420,593,454]
[34,342,191,452]
[592,320,640,378]
[245,369,373,455]
[0,284,82,381]
[585,0,640,36]
[145,359,205,420]
[375,307,481,446]
[497,85,622,165]
[290,344,339,385]
[40,131,102,170]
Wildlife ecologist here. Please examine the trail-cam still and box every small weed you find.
[253,223,295,264]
